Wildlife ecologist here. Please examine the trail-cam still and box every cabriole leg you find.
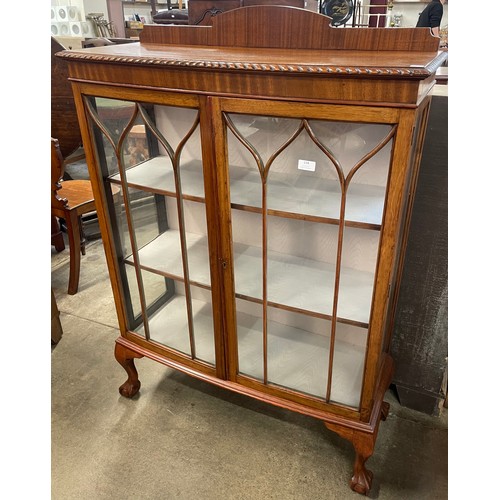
[350,433,375,495]
[114,342,143,398]
[324,417,380,495]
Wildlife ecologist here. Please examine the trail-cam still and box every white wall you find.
[50,1,110,24]
[51,1,91,38]
[51,0,86,19]
[51,0,110,38]
[51,0,85,10]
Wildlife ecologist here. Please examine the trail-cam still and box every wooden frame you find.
[58,6,446,494]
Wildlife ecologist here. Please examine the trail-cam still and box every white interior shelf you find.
[112,157,206,199]
[137,295,366,407]
[128,229,375,325]
[230,166,386,225]
[111,157,386,225]
[133,230,212,286]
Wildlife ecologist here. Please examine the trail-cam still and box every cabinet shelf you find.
[110,157,205,201]
[111,157,385,229]
[230,167,385,228]
[128,230,211,289]
[127,229,374,326]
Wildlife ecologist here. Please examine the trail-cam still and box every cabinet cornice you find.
[57,50,442,79]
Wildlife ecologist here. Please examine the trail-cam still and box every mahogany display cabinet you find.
[57,7,447,494]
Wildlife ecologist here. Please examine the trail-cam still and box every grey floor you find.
[51,233,448,500]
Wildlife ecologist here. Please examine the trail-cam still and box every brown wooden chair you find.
[51,137,96,295]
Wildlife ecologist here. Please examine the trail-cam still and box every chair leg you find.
[51,215,65,252]
[78,216,86,256]
[66,211,81,295]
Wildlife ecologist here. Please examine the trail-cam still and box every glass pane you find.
[236,298,367,405]
[231,209,263,300]
[329,324,368,407]
[133,268,172,335]
[86,97,214,365]
[336,226,380,325]
[235,298,263,381]
[226,111,392,408]
[267,217,337,316]
[94,97,136,177]
[226,115,393,225]
[123,257,142,321]
[266,125,340,219]
[138,286,216,364]
[266,308,330,398]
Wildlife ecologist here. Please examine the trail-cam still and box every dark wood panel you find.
[51,37,82,158]
[391,92,448,416]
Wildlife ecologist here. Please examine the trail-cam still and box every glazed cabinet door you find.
[81,90,220,373]
[216,98,402,412]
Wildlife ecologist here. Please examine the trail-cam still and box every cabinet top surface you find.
[58,6,446,79]
[62,43,444,77]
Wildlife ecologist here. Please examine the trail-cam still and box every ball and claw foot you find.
[115,342,143,398]
[350,466,373,495]
[119,379,141,398]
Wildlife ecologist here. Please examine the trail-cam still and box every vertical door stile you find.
[359,109,415,417]
[382,101,430,355]
[199,96,237,380]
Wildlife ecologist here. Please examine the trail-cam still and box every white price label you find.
[298,159,316,172]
